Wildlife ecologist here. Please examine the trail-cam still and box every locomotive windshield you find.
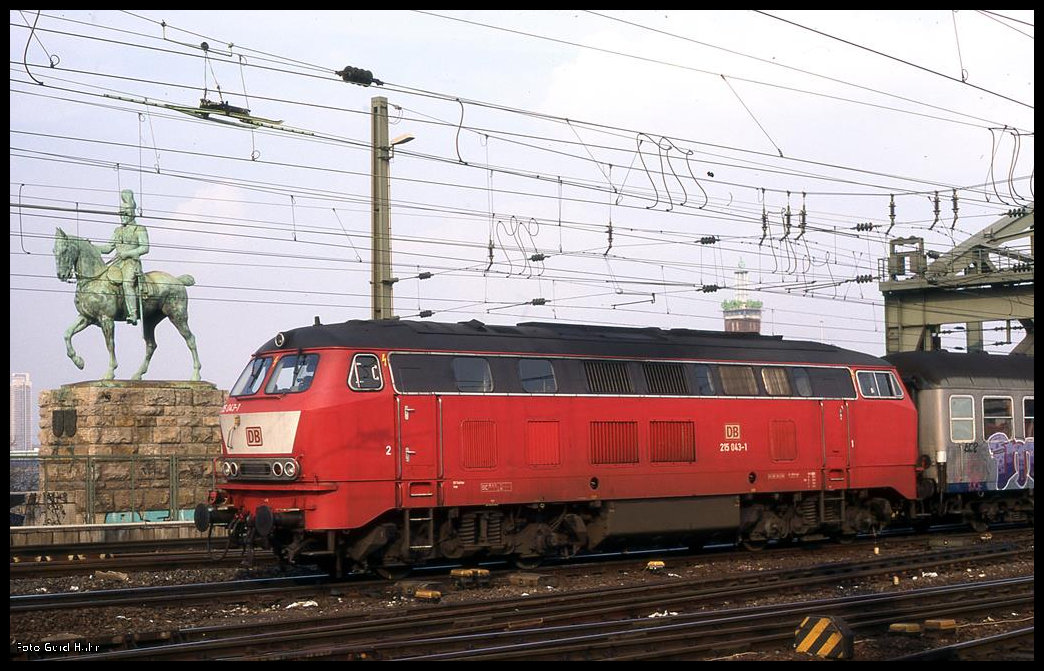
[230,356,272,396]
[266,353,320,394]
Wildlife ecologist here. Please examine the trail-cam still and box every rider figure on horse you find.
[95,189,149,325]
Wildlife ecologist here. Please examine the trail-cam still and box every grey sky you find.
[10,10,1034,437]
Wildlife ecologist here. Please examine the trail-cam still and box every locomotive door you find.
[820,400,850,490]
[395,394,441,507]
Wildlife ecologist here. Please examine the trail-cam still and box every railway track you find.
[888,626,1035,661]
[11,540,1032,661]
[9,536,277,578]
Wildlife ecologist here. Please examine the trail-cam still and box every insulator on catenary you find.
[336,66,382,87]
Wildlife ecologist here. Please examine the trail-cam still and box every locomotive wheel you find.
[376,565,412,581]
[741,539,767,552]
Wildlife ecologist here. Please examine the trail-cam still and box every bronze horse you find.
[53,227,201,381]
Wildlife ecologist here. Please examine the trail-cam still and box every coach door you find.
[820,400,850,490]
[395,394,441,506]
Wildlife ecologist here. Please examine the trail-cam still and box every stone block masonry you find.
[36,380,227,525]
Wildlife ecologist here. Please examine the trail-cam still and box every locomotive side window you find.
[1025,398,1034,438]
[791,368,813,397]
[519,358,557,393]
[807,367,856,399]
[719,365,758,396]
[982,396,1014,439]
[230,356,272,396]
[949,395,975,443]
[348,353,383,391]
[856,371,903,398]
[692,364,717,395]
[643,362,689,395]
[453,357,493,392]
[760,367,792,396]
[266,353,319,394]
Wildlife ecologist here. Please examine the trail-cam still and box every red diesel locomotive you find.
[193,319,1027,577]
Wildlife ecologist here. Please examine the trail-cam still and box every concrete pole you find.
[371,96,394,320]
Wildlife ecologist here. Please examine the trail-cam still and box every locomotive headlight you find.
[271,461,284,477]
[228,461,239,477]
[221,461,232,477]
[283,460,298,478]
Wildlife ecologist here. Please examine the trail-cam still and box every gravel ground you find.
[10,531,1034,661]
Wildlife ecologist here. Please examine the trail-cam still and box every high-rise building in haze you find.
[10,373,34,453]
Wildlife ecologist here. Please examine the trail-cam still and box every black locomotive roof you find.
[255,319,889,366]
[885,350,1035,389]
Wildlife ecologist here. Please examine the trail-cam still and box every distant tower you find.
[10,373,33,453]
[722,261,763,333]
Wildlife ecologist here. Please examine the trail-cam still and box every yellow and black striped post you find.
[794,614,854,659]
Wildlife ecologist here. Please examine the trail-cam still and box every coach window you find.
[519,358,557,393]
[949,395,975,443]
[982,396,1013,439]
[856,371,902,398]
[348,353,383,391]
[453,357,493,392]
[761,367,792,396]
[1024,398,1034,438]
[266,353,319,394]
[719,365,758,396]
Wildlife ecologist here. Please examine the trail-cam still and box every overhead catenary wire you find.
[10,11,1031,358]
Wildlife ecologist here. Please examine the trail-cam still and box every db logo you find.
[724,424,741,440]
[245,426,264,446]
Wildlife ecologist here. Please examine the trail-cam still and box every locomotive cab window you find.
[1025,398,1034,438]
[230,356,272,397]
[949,395,975,443]
[982,396,1013,440]
[856,371,903,398]
[266,353,319,394]
[519,358,557,393]
[453,357,493,392]
[349,353,383,391]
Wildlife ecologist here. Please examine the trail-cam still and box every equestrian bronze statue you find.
[53,190,201,381]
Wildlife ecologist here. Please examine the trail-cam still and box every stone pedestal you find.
[36,380,227,525]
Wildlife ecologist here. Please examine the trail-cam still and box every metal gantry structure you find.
[880,205,1034,355]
